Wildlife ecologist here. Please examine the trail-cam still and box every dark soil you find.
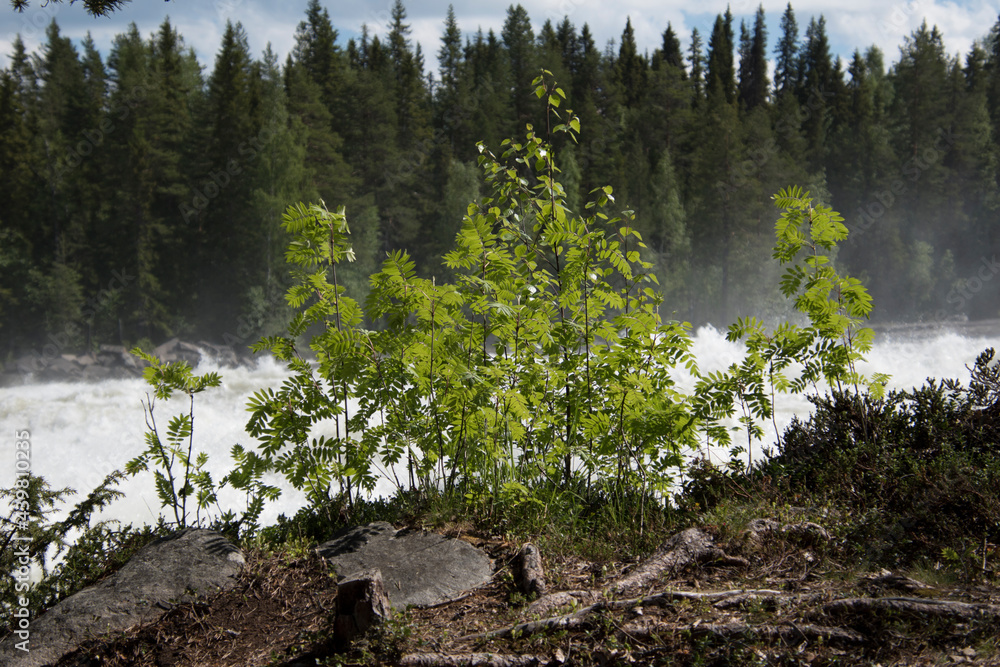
[52,526,1000,667]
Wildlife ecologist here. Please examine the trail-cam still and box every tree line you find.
[2,0,1000,358]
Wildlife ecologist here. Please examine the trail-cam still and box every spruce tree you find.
[706,10,735,105]
[192,20,260,337]
[797,16,838,170]
[462,28,512,152]
[773,3,799,96]
[0,39,45,352]
[738,6,769,111]
[294,0,344,114]
[104,23,173,342]
[891,22,952,236]
[659,23,685,72]
[501,4,536,127]
[688,28,704,103]
[942,48,999,315]
[616,17,646,108]
[644,149,690,300]
[383,0,433,259]
[436,4,463,152]
[984,14,1000,163]
[241,45,307,337]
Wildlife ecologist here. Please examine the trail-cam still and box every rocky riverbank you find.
[0,338,252,386]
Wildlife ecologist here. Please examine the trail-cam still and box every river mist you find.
[2,323,999,530]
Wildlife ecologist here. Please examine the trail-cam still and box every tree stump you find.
[514,543,547,596]
[334,568,393,644]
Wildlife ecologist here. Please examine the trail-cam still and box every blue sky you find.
[2,0,998,78]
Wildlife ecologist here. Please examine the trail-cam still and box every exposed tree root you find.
[459,603,604,641]
[398,652,549,666]
[609,528,748,595]
[462,589,790,642]
[409,528,1000,666]
[620,618,865,646]
[820,596,1000,621]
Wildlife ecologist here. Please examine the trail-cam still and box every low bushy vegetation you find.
[685,347,1000,576]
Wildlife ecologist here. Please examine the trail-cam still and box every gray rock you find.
[196,341,239,367]
[95,344,142,371]
[317,522,493,609]
[153,337,182,362]
[0,529,244,667]
[37,357,85,381]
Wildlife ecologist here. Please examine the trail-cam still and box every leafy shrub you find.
[235,74,883,535]
[736,348,1000,570]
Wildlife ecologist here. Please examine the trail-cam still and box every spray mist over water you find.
[2,326,999,529]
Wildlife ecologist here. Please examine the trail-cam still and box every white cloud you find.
[1,0,995,80]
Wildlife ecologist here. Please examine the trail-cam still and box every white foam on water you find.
[3,326,1000,529]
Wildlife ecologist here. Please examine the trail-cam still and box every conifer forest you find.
[2,1,1000,355]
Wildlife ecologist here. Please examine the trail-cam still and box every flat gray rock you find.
[0,529,244,667]
[317,522,493,609]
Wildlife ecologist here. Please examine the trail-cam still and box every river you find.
[2,321,999,530]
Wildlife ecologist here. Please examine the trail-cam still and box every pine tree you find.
[103,23,173,341]
[382,0,433,258]
[891,21,952,240]
[797,16,838,170]
[706,10,735,105]
[501,4,536,127]
[294,0,344,114]
[436,4,463,151]
[984,14,1000,163]
[773,3,799,97]
[738,6,769,111]
[616,17,646,108]
[659,23,685,73]
[191,20,260,337]
[688,28,704,103]
[0,38,45,352]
